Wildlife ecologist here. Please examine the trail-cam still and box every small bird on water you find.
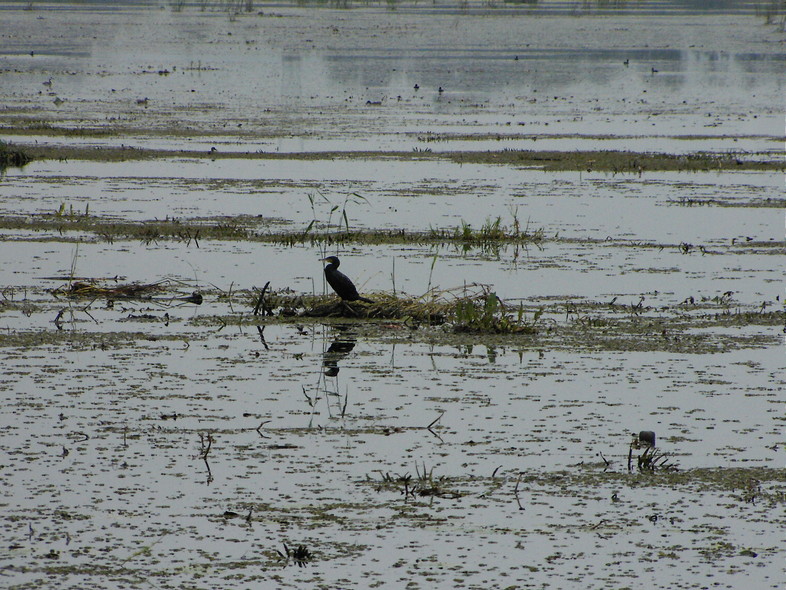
[322,256,373,303]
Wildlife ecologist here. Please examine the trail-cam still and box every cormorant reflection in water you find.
[323,336,356,377]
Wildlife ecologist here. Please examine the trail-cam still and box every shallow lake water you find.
[1,2,785,589]
[1,1,784,152]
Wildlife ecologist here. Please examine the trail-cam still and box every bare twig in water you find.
[256,420,271,438]
[427,412,444,430]
[199,432,214,484]
[341,387,349,419]
[179,228,200,248]
[426,412,444,441]
[514,473,525,510]
[227,281,235,313]
[199,432,213,459]
[253,281,270,316]
[54,308,65,330]
[257,325,269,349]
[302,386,315,407]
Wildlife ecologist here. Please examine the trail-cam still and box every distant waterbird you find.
[634,430,656,448]
[321,256,373,303]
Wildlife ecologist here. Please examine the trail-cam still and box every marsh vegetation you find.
[1,2,784,589]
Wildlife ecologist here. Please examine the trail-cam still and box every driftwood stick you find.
[514,473,525,510]
[253,281,270,316]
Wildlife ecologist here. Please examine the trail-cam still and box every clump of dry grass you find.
[298,291,452,323]
[56,280,166,300]
[264,283,540,333]
[53,279,203,304]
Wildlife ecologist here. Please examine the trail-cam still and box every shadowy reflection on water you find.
[323,328,357,377]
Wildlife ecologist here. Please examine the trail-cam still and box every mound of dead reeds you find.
[260,283,539,333]
[53,279,203,304]
[302,292,452,324]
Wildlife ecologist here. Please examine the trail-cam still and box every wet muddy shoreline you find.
[5,142,785,172]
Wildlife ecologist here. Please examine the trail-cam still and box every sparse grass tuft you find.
[628,435,679,473]
[367,463,462,500]
[276,542,313,567]
[428,213,545,247]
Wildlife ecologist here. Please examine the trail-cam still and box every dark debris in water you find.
[367,463,465,501]
[53,279,202,305]
[276,542,314,567]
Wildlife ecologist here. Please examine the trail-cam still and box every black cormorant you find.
[322,256,373,303]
